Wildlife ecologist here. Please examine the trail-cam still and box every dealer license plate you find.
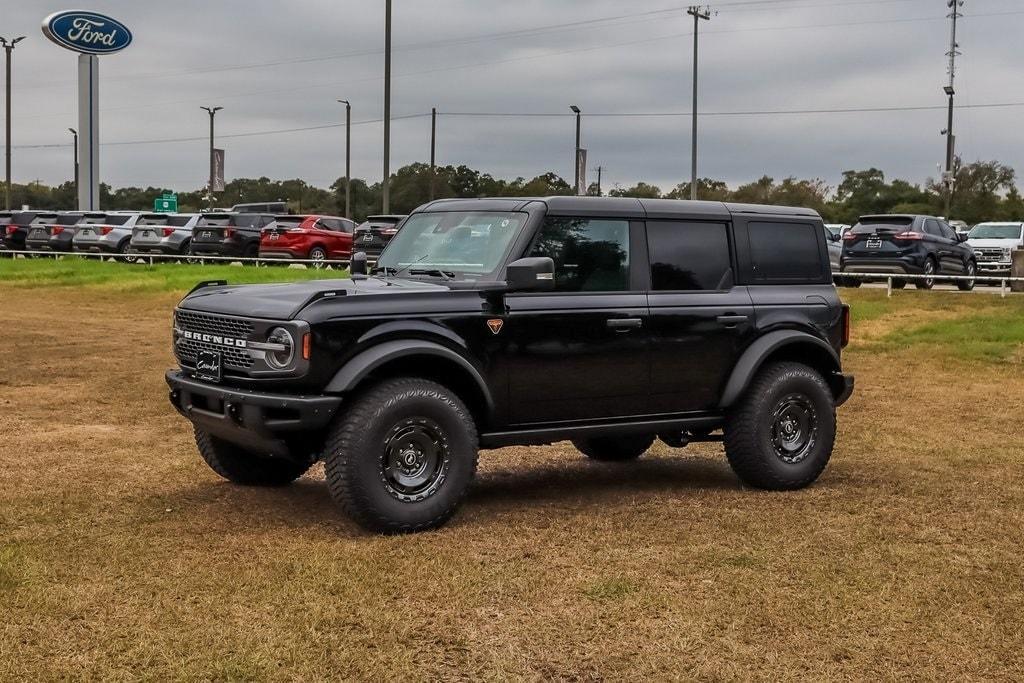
[195,350,222,382]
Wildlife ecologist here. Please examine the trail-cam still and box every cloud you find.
[5,0,1023,193]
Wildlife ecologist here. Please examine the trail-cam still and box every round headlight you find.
[265,327,295,369]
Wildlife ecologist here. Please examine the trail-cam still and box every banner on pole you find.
[212,148,225,192]
[575,148,587,196]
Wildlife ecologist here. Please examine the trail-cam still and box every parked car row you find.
[0,209,407,263]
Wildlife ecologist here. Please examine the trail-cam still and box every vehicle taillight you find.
[381,228,398,235]
[162,228,175,237]
[288,228,304,233]
[842,232,857,241]
[52,226,65,235]
[224,227,236,238]
[100,226,114,235]
[5,226,17,235]
[894,231,924,240]
[841,304,851,348]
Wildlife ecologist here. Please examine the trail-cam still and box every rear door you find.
[503,215,650,424]
[645,220,756,413]
[924,219,955,272]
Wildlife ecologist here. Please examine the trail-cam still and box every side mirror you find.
[506,256,555,292]
[957,232,969,243]
[829,232,841,242]
[350,251,367,275]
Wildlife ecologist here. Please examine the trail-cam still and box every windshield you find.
[375,211,526,278]
[969,223,1022,240]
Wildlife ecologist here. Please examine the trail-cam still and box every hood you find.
[967,238,1019,249]
[178,276,451,320]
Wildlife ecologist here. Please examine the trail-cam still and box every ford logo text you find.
[42,11,133,55]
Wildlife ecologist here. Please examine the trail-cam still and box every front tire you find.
[324,378,479,534]
[194,428,313,486]
[309,246,327,268]
[573,434,654,461]
[723,362,836,490]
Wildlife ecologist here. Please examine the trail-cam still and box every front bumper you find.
[166,369,341,457]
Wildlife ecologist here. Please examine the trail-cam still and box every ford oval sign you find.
[42,10,133,55]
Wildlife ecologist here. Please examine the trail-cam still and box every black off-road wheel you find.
[573,434,655,461]
[323,378,479,534]
[723,362,836,490]
[194,428,313,486]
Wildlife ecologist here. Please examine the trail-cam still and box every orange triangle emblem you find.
[486,319,504,335]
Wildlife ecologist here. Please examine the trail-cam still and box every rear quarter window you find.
[746,221,824,282]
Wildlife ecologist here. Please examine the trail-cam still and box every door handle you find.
[716,314,749,327]
[607,318,643,330]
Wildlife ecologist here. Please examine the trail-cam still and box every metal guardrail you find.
[837,271,1024,297]
[1,249,353,269]
[4,250,1022,297]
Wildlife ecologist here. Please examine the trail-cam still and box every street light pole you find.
[338,99,351,219]
[200,106,222,211]
[429,106,437,201]
[942,0,963,217]
[68,128,78,199]
[687,6,710,201]
[570,105,581,195]
[382,0,392,214]
[1,36,25,211]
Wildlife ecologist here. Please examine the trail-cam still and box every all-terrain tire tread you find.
[323,377,478,534]
[722,361,836,490]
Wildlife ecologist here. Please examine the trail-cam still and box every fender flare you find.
[324,339,494,416]
[718,330,840,409]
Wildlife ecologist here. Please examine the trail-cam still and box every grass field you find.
[2,263,1023,680]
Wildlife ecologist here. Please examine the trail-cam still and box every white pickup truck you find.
[967,222,1024,277]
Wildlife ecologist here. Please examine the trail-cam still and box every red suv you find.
[258,214,356,265]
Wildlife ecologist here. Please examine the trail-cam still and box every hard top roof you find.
[416,196,820,220]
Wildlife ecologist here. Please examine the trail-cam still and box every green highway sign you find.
[154,193,178,213]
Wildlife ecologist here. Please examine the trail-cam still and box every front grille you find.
[175,310,255,369]
[974,247,1006,262]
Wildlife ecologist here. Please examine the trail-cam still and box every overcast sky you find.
[4,0,1024,195]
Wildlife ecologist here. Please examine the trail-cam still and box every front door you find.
[503,217,649,424]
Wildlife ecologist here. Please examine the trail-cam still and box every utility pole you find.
[1,36,25,211]
[942,0,963,218]
[429,107,437,200]
[594,165,603,196]
[68,128,78,199]
[570,105,581,195]
[200,106,222,211]
[382,0,392,214]
[687,6,710,201]
[338,100,351,219]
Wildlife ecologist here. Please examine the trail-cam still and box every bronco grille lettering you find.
[180,329,248,348]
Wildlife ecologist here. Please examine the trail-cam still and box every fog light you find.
[265,327,295,369]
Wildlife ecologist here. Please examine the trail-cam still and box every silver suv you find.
[72,212,141,257]
[130,213,200,257]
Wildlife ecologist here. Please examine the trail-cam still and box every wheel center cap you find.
[401,449,418,467]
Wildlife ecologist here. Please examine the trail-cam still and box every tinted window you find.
[166,215,193,227]
[938,221,956,239]
[851,217,913,234]
[230,213,262,227]
[647,221,731,291]
[748,222,823,281]
[56,214,82,225]
[529,218,630,292]
[104,215,132,226]
[924,219,941,236]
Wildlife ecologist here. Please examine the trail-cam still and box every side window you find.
[924,219,940,236]
[320,219,338,231]
[647,222,731,291]
[747,221,823,281]
[340,219,355,234]
[528,217,630,292]
[938,221,955,239]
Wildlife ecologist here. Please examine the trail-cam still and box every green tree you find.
[609,182,661,198]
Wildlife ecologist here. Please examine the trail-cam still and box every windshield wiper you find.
[371,265,398,275]
[409,268,454,281]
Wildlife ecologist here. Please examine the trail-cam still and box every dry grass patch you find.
[1,283,1023,680]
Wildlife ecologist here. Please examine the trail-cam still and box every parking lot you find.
[2,262,1022,679]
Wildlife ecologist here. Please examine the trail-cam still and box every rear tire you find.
[843,278,861,288]
[891,279,907,290]
[916,257,936,290]
[723,362,836,490]
[573,434,655,461]
[309,246,328,268]
[194,428,313,486]
[323,378,479,534]
[957,260,976,291]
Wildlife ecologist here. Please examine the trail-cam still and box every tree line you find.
[6,157,1021,226]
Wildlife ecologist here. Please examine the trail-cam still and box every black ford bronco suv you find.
[167,197,853,533]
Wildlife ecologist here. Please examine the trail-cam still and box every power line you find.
[8,101,1024,151]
